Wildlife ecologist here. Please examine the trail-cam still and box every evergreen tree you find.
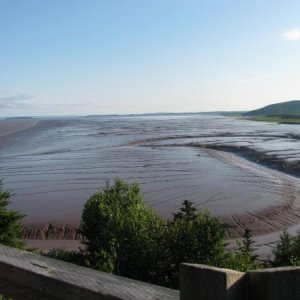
[272,230,293,266]
[224,229,261,272]
[0,180,24,249]
[173,200,197,221]
[240,229,258,261]
[165,202,226,287]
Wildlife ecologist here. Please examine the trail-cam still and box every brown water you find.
[1,115,300,233]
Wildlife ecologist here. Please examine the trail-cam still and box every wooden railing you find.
[0,245,298,300]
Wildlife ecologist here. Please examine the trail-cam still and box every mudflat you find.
[0,119,38,137]
[2,115,300,252]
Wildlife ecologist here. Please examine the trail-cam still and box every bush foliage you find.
[4,177,298,288]
[47,179,264,288]
[271,229,300,267]
[0,180,24,249]
[79,179,163,283]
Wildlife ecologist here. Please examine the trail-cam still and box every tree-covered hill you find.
[244,100,300,117]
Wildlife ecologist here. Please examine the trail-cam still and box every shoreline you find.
[199,144,300,178]
[18,143,300,253]
[130,134,300,182]
[241,115,300,124]
[130,137,300,240]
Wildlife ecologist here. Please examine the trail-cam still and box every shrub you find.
[271,230,300,267]
[164,200,226,287]
[79,178,164,283]
[0,180,24,249]
[47,180,264,288]
[79,183,229,287]
[46,248,86,266]
[224,229,261,272]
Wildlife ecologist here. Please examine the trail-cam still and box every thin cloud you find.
[282,28,300,41]
[0,94,34,109]
[229,75,273,83]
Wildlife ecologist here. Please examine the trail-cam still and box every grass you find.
[242,115,300,124]
[0,295,12,300]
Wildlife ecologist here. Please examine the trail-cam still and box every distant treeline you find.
[244,100,300,117]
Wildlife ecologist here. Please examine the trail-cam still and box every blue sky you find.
[1,0,300,116]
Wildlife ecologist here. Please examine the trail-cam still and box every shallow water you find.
[1,115,300,225]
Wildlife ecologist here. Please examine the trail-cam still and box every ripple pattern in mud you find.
[2,115,300,237]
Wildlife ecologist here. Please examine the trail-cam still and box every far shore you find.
[0,118,39,138]
[241,115,300,124]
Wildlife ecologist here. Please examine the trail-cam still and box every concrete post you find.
[248,266,300,300]
[180,263,246,300]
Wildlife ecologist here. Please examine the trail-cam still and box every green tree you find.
[271,230,300,267]
[0,180,24,249]
[272,230,293,267]
[46,248,86,266]
[49,179,270,288]
[289,233,300,266]
[173,200,197,221]
[165,202,226,287]
[225,229,261,272]
[80,186,228,288]
[79,178,164,283]
[239,229,257,260]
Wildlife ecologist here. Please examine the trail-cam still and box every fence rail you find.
[0,245,299,299]
[0,245,178,300]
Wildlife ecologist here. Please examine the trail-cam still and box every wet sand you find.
[0,119,38,137]
[18,148,300,252]
[129,136,300,239]
[2,115,300,253]
[25,239,81,252]
[205,149,300,238]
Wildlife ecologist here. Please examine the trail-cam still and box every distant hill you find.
[5,116,35,120]
[244,100,300,116]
